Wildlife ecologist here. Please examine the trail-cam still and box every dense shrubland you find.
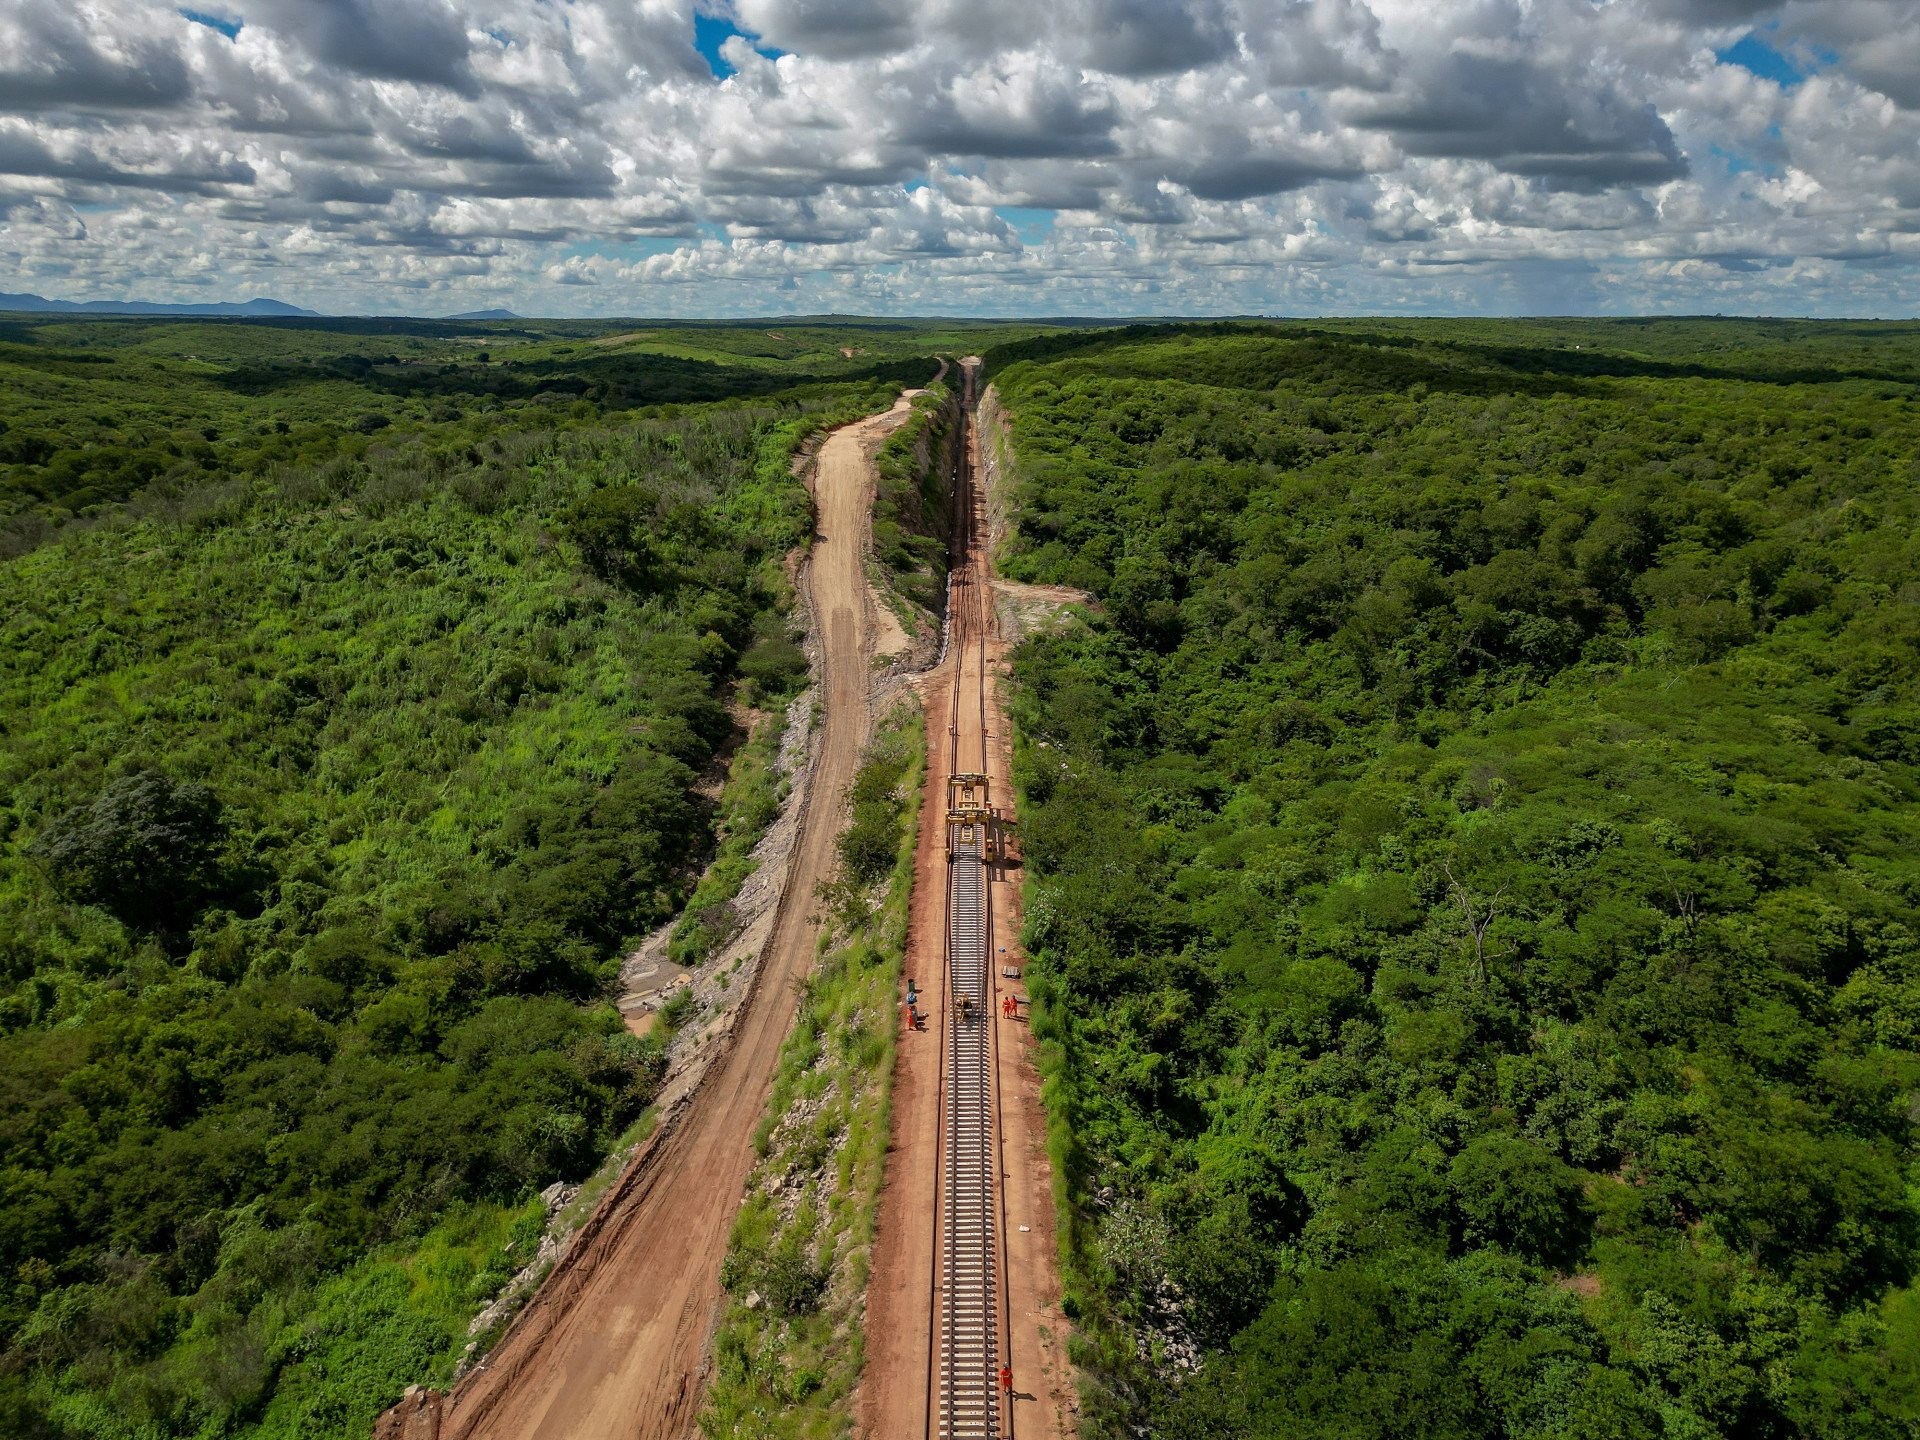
[0,313,955,522]
[988,321,1920,1438]
[0,357,912,1437]
[870,382,960,616]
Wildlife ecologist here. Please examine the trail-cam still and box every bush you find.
[992,320,1920,1438]
[0,355,921,1435]
[738,634,808,698]
[760,1230,830,1317]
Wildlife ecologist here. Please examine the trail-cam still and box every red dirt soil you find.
[859,361,1075,1440]
[377,393,918,1440]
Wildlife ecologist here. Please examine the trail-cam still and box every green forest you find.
[0,315,987,1438]
[986,320,1920,1438]
[0,314,1043,525]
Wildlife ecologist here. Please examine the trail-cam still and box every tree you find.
[1449,1135,1584,1263]
[561,485,661,589]
[28,769,227,930]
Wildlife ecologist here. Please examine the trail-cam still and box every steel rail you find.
[934,362,1004,1440]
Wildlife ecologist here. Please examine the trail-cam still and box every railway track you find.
[932,363,1008,1440]
[939,821,995,1438]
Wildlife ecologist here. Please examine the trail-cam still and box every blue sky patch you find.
[179,8,241,39]
[567,239,687,263]
[1709,144,1779,179]
[694,15,785,80]
[1717,33,1805,86]
[996,207,1056,244]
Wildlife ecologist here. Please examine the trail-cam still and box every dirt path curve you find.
[430,391,920,1440]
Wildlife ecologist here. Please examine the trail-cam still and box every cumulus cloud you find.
[1341,1,1692,189]
[0,4,194,113]
[250,0,480,93]
[1080,0,1238,78]
[1781,0,1920,108]
[899,54,1122,160]
[732,0,917,59]
[0,0,1915,314]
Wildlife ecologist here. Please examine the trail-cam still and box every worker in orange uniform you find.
[1002,993,1016,1019]
[999,1363,1013,1401]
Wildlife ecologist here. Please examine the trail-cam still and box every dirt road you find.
[860,363,1074,1440]
[424,394,918,1440]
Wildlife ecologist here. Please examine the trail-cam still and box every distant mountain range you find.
[0,293,531,321]
[0,291,320,318]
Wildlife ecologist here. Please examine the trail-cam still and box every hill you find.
[0,292,319,317]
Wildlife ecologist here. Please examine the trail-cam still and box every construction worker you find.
[999,1363,1013,1401]
[1002,993,1016,1019]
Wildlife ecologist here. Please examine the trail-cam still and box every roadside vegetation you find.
[0,318,974,1439]
[988,320,1920,1438]
[669,702,803,972]
[701,709,924,1440]
[871,381,960,619]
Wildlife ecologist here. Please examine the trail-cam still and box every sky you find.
[2,0,1918,318]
